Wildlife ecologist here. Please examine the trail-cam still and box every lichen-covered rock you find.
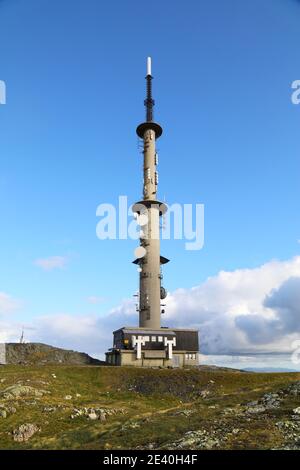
[173,409,195,417]
[166,429,221,450]
[43,406,57,413]
[199,390,210,398]
[12,423,40,442]
[275,420,300,448]
[245,392,281,414]
[0,384,50,399]
[232,428,240,435]
[70,407,125,420]
[0,404,17,418]
[246,405,266,414]
[121,421,141,430]
[283,381,300,397]
[261,392,281,409]
[87,411,98,420]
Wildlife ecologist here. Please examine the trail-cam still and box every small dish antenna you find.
[134,246,147,259]
[137,213,148,226]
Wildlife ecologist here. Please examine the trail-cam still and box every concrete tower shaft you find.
[143,128,157,201]
[139,128,161,329]
[134,57,167,329]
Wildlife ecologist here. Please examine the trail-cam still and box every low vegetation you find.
[0,365,300,449]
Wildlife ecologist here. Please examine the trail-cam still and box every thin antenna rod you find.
[144,56,154,122]
[147,57,152,76]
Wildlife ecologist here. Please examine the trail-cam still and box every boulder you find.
[0,384,50,399]
[284,381,300,397]
[246,405,266,414]
[12,423,40,442]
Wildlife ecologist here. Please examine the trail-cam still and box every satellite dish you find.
[137,213,148,226]
[160,286,167,299]
[134,246,147,259]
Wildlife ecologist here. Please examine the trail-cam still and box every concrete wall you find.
[0,343,6,364]
[106,349,199,368]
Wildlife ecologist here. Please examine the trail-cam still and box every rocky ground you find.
[2,343,104,365]
[0,365,300,449]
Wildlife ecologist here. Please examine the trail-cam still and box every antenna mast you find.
[19,327,25,344]
[145,57,154,122]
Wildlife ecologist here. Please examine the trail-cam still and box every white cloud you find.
[0,292,21,316]
[14,299,138,358]
[0,321,22,343]
[163,256,300,354]
[0,292,23,343]
[34,255,69,271]
[2,256,300,363]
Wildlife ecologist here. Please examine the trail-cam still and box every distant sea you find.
[201,353,300,372]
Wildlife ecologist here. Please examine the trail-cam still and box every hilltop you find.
[0,365,300,449]
[0,343,104,366]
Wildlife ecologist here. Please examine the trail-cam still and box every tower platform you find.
[105,327,199,368]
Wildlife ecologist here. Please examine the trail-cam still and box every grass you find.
[0,365,299,449]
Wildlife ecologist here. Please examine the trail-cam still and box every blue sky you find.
[0,0,300,366]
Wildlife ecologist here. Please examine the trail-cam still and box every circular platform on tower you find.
[136,122,163,139]
[132,200,168,216]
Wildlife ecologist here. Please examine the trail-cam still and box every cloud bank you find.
[164,256,300,354]
[0,292,21,315]
[1,256,300,361]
